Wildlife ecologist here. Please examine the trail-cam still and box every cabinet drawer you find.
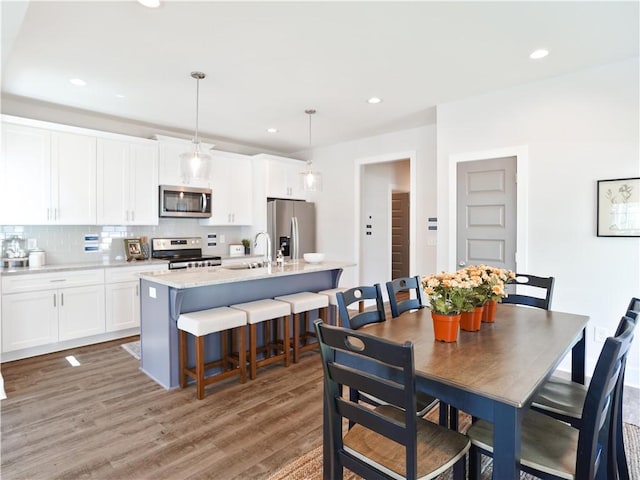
[2,269,104,294]
[104,264,167,284]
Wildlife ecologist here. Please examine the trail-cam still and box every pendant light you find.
[300,109,322,192]
[180,71,212,183]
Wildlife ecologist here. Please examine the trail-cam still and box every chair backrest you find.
[501,273,554,310]
[626,296,640,319]
[314,319,420,479]
[386,276,426,318]
[576,316,635,479]
[336,284,386,330]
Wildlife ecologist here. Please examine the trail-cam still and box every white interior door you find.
[456,156,517,270]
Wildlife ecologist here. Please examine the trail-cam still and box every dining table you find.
[322,303,589,480]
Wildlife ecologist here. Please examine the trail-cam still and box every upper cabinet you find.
[254,154,307,200]
[0,119,97,225]
[97,138,158,226]
[156,135,214,188]
[199,150,253,226]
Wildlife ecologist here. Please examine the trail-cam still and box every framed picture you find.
[124,238,146,261]
[597,177,640,237]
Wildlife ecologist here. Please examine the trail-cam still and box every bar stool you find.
[177,306,247,400]
[274,291,329,363]
[230,299,291,380]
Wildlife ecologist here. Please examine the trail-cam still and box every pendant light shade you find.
[180,71,212,183]
[300,109,322,192]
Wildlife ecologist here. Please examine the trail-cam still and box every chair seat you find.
[178,307,246,336]
[467,410,579,480]
[344,404,470,480]
[274,291,328,313]
[531,375,587,420]
[230,299,291,324]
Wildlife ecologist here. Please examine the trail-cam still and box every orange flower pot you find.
[482,300,497,323]
[432,312,461,342]
[461,307,483,331]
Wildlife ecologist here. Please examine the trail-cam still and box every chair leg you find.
[469,445,481,480]
[452,454,466,480]
[449,406,459,431]
[179,329,188,389]
[195,335,205,400]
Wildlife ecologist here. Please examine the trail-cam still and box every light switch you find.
[149,287,157,299]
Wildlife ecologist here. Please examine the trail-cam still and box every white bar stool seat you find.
[177,306,247,400]
[230,299,291,379]
[274,292,329,363]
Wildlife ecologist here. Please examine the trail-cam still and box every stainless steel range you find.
[151,237,221,270]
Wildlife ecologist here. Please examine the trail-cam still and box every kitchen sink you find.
[223,262,269,270]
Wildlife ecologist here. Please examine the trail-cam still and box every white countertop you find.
[0,259,169,276]
[139,261,355,289]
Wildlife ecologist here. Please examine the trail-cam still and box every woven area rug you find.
[267,418,640,480]
[121,340,141,360]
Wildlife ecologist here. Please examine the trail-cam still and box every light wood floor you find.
[1,337,325,479]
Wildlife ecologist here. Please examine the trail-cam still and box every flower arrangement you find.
[422,265,515,315]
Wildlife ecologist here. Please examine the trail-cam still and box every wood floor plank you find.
[1,337,325,479]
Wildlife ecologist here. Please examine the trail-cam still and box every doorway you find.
[456,156,517,271]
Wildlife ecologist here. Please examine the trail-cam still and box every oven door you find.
[159,185,212,218]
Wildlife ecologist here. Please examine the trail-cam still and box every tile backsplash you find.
[1,220,255,264]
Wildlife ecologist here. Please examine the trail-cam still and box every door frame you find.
[354,151,417,286]
[447,145,529,272]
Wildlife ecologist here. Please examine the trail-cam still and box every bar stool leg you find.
[195,335,205,400]
[249,323,258,380]
[238,325,247,383]
[179,329,188,388]
[293,313,301,363]
[283,315,291,367]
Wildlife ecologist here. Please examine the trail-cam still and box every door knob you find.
[458,261,466,267]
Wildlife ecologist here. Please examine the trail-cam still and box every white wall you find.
[436,58,640,386]
[305,124,437,288]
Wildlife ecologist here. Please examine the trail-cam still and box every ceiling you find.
[2,1,638,154]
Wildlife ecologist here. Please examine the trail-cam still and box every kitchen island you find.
[138,261,353,389]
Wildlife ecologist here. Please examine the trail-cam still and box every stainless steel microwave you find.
[159,185,212,218]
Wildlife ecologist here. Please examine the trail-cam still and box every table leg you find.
[571,328,586,384]
[492,403,523,480]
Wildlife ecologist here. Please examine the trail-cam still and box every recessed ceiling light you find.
[138,0,160,7]
[115,93,126,99]
[367,97,382,104]
[529,49,549,60]
[69,78,87,87]
[266,128,279,133]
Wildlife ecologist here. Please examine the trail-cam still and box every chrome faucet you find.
[254,231,272,265]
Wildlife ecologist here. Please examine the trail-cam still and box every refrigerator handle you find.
[291,216,299,263]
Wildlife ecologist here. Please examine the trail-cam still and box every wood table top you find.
[358,304,589,408]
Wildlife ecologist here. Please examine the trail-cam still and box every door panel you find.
[391,192,409,279]
[457,157,516,270]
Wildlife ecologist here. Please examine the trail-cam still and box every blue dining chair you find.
[467,316,635,480]
[386,276,426,318]
[531,297,639,480]
[314,320,470,480]
[501,273,554,310]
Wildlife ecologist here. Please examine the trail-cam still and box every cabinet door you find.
[0,123,51,224]
[129,143,159,225]
[52,132,97,224]
[97,138,129,224]
[2,290,58,351]
[58,285,105,341]
[229,156,253,224]
[105,281,139,331]
[207,154,232,224]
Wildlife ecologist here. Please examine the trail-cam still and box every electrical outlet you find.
[220,235,226,243]
[594,326,607,343]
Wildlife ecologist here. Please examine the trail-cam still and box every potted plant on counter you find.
[241,239,251,255]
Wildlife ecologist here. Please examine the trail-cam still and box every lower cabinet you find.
[1,269,105,352]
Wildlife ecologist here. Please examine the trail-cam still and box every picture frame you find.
[597,177,640,237]
[124,238,146,261]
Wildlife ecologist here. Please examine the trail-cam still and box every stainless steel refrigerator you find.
[267,199,316,262]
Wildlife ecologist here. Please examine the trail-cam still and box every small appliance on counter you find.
[1,235,29,268]
[228,244,244,257]
[28,248,46,267]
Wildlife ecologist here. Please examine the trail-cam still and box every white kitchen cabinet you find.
[104,264,166,332]
[0,120,97,225]
[1,269,105,352]
[97,138,158,225]
[199,150,253,226]
[156,135,214,188]
[255,154,307,200]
